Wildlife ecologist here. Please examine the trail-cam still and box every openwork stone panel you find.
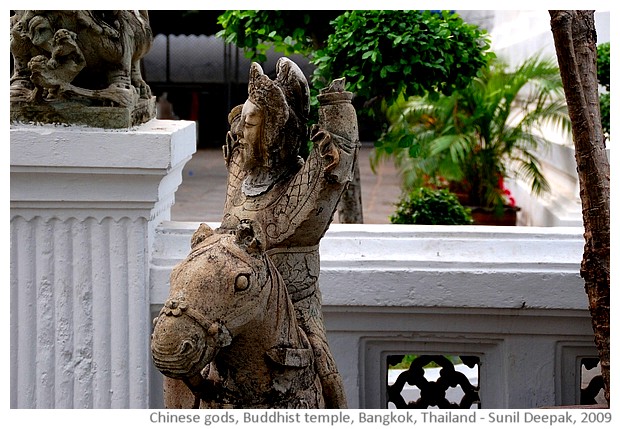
[387,355,480,409]
[580,358,604,405]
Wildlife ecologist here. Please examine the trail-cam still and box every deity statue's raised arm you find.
[219,58,359,249]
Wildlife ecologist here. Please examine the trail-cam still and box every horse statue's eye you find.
[235,274,250,291]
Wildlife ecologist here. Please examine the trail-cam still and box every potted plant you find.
[373,55,571,224]
[390,187,473,225]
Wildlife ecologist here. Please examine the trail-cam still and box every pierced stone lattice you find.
[580,358,604,405]
[387,355,480,409]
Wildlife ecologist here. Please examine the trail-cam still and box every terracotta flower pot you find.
[468,206,521,226]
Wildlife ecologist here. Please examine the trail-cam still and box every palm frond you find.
[378,54,571,209]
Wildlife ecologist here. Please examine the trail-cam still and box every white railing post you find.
[10,120,196,408]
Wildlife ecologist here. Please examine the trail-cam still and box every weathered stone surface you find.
[10,11,154,128]
[152,222,324,408]
[10,97,156,129]
[151,57,359,408]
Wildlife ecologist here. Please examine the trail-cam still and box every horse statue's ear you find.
[191,223,214,249]
[235,220,264,254]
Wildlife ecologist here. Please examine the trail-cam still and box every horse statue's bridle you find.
[154,295,233,350]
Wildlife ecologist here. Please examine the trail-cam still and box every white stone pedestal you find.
[10,120,196,408]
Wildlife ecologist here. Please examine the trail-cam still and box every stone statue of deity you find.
[151,57,359,408]
[10,10,155,128]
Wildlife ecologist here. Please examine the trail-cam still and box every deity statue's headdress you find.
[247,58,310,124]
[247,62,289,139]
[274,57,310,126]
[246,58,310,170]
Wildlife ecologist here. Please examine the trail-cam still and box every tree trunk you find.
[337,158,364,223]
[549,10,610,405]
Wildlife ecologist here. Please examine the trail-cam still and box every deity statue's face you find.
[240,99,266,169]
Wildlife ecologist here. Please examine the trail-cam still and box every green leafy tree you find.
[597,42,610,89]
[374,56,571,214]
[217,10,493,120]
[216,10,493,223]
[216,11,340,62]
[312,11,493,120]
[597,42,610,139]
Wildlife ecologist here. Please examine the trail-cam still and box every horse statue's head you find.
[151,220,270,380]
[151,220,324,407]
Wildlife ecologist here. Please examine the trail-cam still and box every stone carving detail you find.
[387,355,480,409]
[152,57,359,408]
[10,11,155,128]
[151,222,324,408]
[580,358,604,405]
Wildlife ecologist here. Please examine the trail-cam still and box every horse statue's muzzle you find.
[151,296,232,379]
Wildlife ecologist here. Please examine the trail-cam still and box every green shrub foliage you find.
[374,56,570,213]
[600,92,610,139]
[390,188,473,225]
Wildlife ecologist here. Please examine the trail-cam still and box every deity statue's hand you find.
[310,124,340,175]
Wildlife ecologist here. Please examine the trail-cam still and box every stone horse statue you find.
[151,221,324,408]
[10,11,153,111]
[152,57,355,409]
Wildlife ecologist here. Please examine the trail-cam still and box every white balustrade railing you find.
[149,222,596,409]
[11,120,598,409]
